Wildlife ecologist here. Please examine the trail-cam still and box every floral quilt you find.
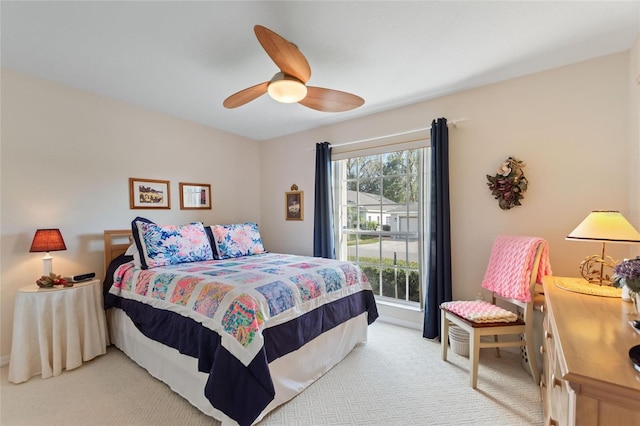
[109,252,373,366]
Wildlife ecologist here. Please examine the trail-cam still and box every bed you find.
[102,219,378,426]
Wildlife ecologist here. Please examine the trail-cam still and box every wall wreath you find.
[486,157,528,210]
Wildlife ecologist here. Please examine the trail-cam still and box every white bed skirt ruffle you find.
[107,308,368,425]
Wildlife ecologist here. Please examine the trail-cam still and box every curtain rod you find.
[326,117,469,149]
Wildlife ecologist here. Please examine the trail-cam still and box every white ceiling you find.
[2,1,639,141]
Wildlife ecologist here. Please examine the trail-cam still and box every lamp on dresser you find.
[566,211,640,285]
[29,228,67,276]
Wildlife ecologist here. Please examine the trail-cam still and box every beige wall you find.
[260,52,635,327]
[629,37,640,234]
[0,70,262,360]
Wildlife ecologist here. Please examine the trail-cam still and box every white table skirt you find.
[8,279,108,383]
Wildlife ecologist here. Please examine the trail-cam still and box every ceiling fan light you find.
[268,73,307,103]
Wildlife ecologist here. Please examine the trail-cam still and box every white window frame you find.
[332,134,430,309]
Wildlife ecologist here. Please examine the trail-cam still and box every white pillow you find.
[124,243,137,256]
[132,250,141,267]
[124,243,141,267]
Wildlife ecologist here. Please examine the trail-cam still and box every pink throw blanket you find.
[481,235,552,302]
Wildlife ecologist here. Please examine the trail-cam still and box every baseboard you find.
[376,315,423,331]
[0,354,10,367]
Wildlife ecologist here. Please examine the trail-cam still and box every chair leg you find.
[470,332,481,389]
[524,329,540,385]
[493,335,501,357]
[441,310,449,361]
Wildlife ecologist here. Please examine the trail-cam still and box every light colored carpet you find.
[0,321,542,425]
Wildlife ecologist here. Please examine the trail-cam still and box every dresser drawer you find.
[550,355,573,426]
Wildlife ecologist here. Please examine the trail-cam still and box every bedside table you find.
[8,278,109,383]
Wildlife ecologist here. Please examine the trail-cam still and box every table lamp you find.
[29,229,67,276]
[566,211,640,285]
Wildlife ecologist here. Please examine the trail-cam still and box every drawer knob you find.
[545,330,552,340]
[540,345,546,355]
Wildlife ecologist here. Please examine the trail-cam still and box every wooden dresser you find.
[541,276,640,426]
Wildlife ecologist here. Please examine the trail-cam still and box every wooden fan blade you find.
[254,25,311,84]
[223,82,269,108]
[299,87,364,112]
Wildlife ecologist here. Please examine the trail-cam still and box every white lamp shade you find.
[267,72,307,103]
[566,211,640,243]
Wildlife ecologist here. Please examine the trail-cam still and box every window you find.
[333,147,429,308]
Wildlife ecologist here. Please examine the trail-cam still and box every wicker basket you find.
[448,324,469,357]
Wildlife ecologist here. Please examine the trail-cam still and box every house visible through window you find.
[333,146,428,308]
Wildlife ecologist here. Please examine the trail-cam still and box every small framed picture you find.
[180,182,212,210]
[285,191,304,221]
[129,178,171,209]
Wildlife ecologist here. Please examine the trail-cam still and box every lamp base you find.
[42,253,53,276]
[579,254,617,286]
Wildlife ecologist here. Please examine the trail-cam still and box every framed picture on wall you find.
[129,178,171,209]
[285,191,304,221]
[179,182,212,210]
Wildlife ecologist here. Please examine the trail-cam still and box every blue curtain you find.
[423,118,452,340]
[313,142,335,259]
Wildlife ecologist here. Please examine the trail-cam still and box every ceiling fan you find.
[223,25,364,113]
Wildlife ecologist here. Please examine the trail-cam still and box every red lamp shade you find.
[29,229,67,253]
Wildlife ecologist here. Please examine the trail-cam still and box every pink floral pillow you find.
[131,217,214,269]
[210,222,265,259]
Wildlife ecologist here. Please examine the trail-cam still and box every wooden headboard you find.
[104,229,133,273]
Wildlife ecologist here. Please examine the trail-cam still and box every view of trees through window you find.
[334,148,427,307]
